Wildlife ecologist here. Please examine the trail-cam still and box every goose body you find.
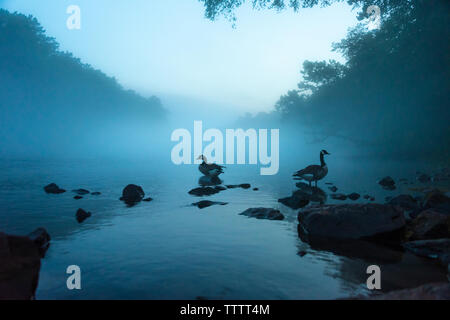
[197,155,225,177]
[294,150,330,186]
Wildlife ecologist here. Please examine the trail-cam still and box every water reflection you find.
[198,176,223,187]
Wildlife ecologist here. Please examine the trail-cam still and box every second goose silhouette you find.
[293,150,330,187]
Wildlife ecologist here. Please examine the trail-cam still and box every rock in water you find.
[120,184,145,205]
[188,187,220,197]
[278,194,309,210]
[0,230,50,299]
[74,196,83,200]
[91,192,101,196]
[72,189,90,195]
[143,197,153,202]
[43,183,66,194]
[347,193,361,201]
[298,204,405,240]
[406,210,450,241]
[331,193,347,201]
[226,184,251,189]
[239,208,284,220]
[76,208,91,223]
[329,186,338,192]
[378,176,396,190]
[417,173,431,183]
[192,200,228,209]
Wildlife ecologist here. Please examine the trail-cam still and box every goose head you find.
[197,155,208,163]
[320,150,330,156]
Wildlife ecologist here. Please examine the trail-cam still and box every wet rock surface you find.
[120,184,145,205]
[347,193,361,201]
[279,184,327,209]
[43,183,66,194]
[72,189,90,195]
[331,193,347,201]
[76,208,91,223]
[192,200,228,209]
[417,173,432,183]
[226,184,251,189]
[298,204,405,240]
[240,208,284,220]
[328,186,338,192]
[188,187,220,197]
[0,229,50,300]
[378,176,396,190]
[278,194,310,210]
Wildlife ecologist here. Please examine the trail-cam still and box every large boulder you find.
[368,282,450,300]
[0,228,50,300]
[298,204,405,240]
[405,210,450,241]
[240,208,284,220]
[43,183,66,194]
[120,184,145,205]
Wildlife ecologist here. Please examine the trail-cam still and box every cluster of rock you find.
[188,182,257,210]
[297,188,450,299]
[43,183,154,224]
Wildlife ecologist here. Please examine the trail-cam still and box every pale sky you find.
[2,0,358,113]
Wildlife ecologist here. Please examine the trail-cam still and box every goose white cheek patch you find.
[171,121,280,176]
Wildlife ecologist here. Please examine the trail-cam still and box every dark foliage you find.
[202,0,450,157]
[0,10,165,156]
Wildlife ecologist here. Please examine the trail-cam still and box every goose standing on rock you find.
[197,155,225,177]
[293,150,330,187]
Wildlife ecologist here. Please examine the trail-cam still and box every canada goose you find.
[293,150,330,187]
[197,155,225,177]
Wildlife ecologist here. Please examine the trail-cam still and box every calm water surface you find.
[0,155,447,299]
